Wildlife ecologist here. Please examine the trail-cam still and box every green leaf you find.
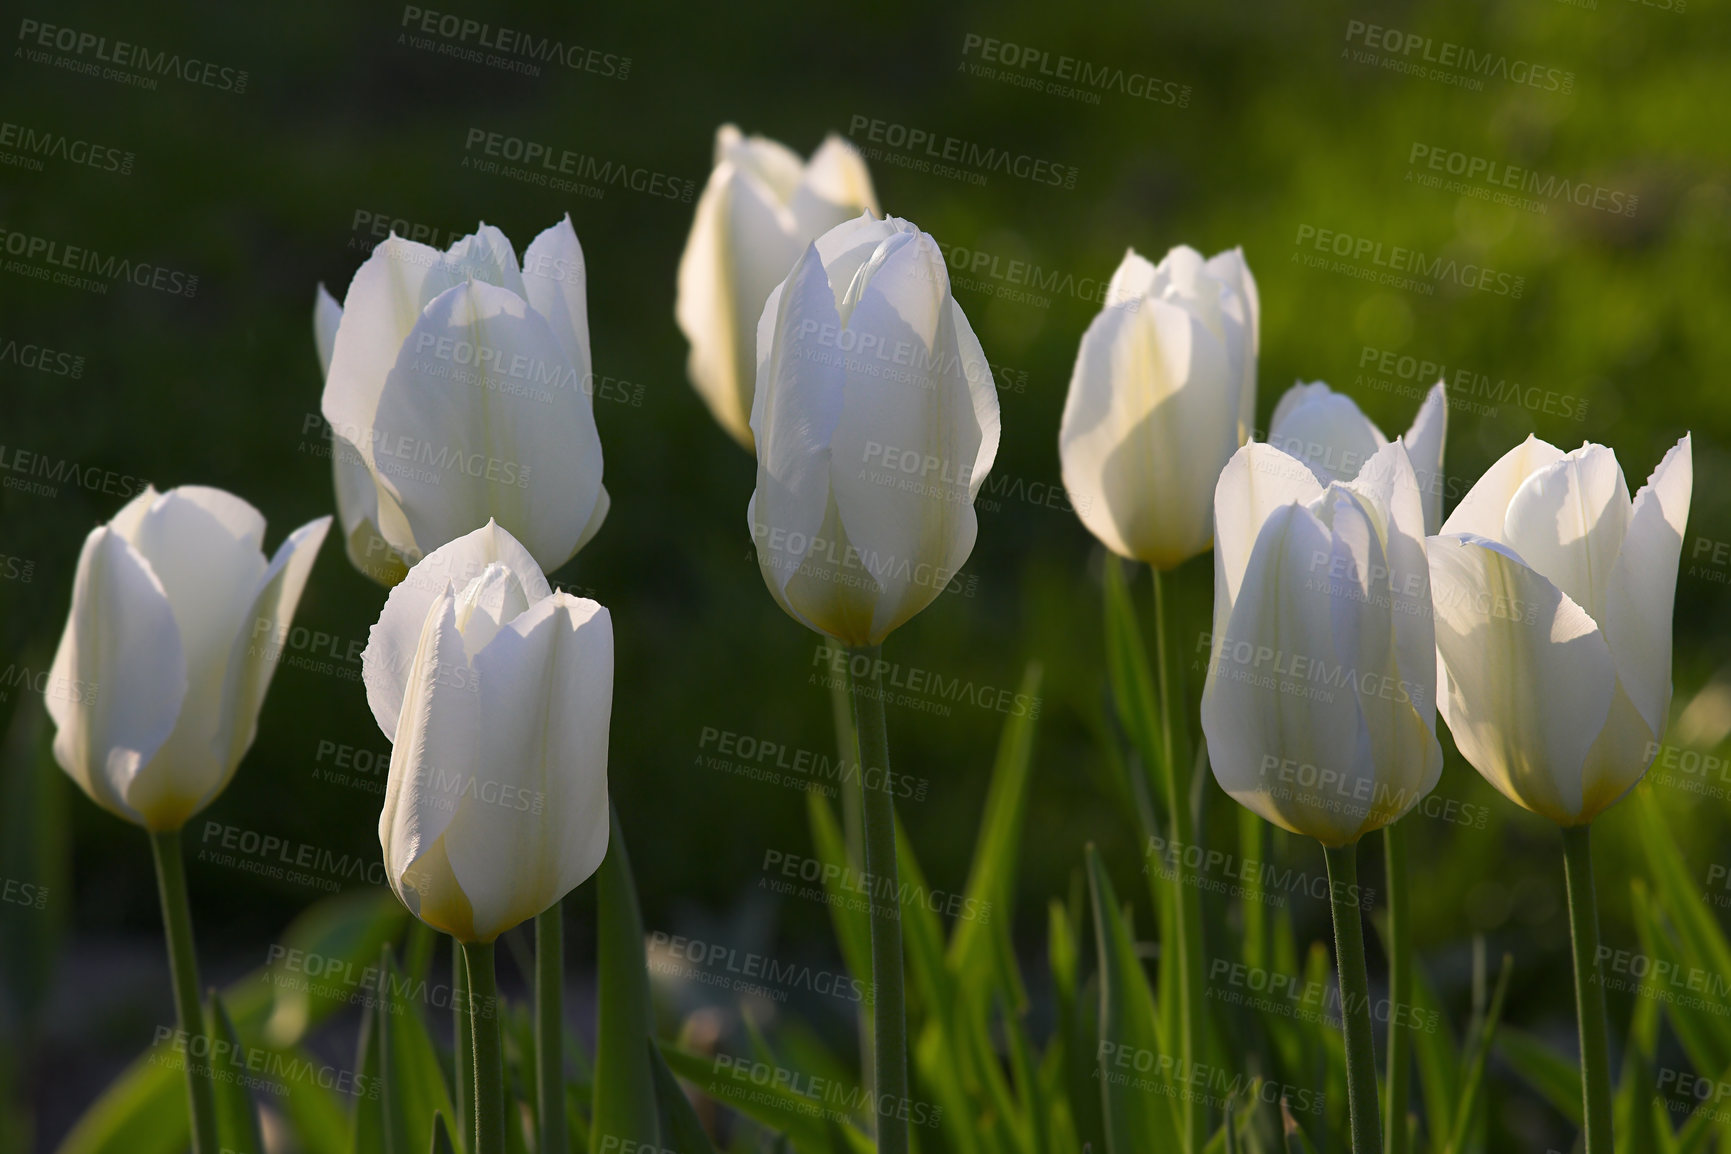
[262,890,411,1049]
[806,789,873,989]
[591,804,660,1153]
[430,1112,456,1154]
[351,988,387,1154]
[205,990,266,1154]
[53,1044,187,1154]
[377,946,458,1154]
[656,1045,870,1154]
[649,1038,720,1154]
[1494,1026,1582,1129]
[1086,844,1179,1154]
[1445,953,1512,1154]
[1102,558,1162,782]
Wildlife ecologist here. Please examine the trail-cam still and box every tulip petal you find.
[748,243,847,607]
[1439,434,1565,541]
[1403,381,1448,535]
[314,283,342,379]
[574,482,610,554]
[331,434,409,585]
[521,216,592,394]
[365,521,551,740]
[677,156,754,447]
[1502,443,1631,622]
[1103,248,1158,307]
[1210,443,1325,620]
[1201,502,1385,846]
[1602,434,1692,740]
[372,278,605,570]
[47,527,187,827]
[1428,534,1616,824]
[796,135,879,221]
[210,515,333,809]
[444,595,613,941]
[1266,382,1387,488]
[378,590,484,940]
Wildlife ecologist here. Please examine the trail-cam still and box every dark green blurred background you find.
[3,0,1728,1148]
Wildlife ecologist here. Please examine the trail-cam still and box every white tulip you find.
[46,487,330,830]
[677,124,878,450]
[365,520,612,942]
[319,218,609,577]
[747,213,1000,646]
[1059,245,1259,569]
[1268,379,1449,534]
[1428,435,1692,826]
[1201,440,1442,846]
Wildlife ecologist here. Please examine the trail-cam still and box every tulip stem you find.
[848,643,909,1154]
[1383,822,1411,1154]
[1152,565,1206,1151]
[1562,824,1613,1153]
[829,672,875,1087]
[463,940,506,1154]
[1322,841,1381,1154]
[454,940,473,1145]
[536,904,567,1154]
[149,828,218,1154]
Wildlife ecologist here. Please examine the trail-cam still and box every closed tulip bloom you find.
[1428,435,1692,826]
[678,125,879,450]
[747,214,1000,646]
[319,218,608,577]
[1268,379,1448,534]
[365,520,613,942]
[1201,440,1442,846]
[46,487,331,830]
[1059,245,1259,569]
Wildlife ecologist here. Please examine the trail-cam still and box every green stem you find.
[1152,566,1206,1151]
[1323,841,1382,1154]
[1383,823,1411,1154]
[463,940,505,1154]
[829,671,873,1084]
[454,940,473,1148]
[536,904,567,1154]
[149,828,218,1154]
[1562,824,1613,1153]
[848,643,908,1154]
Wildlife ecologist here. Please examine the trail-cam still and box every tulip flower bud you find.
[1201,440,1443,846]
[364,520,613,942]
[46,487,331,830]
[1059,245,1259,569]
[746,214,1001,646]
[318,218,609,580]
[1268,379,1448,534]
[677,125,879,450]
[1428,435,1692,826]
